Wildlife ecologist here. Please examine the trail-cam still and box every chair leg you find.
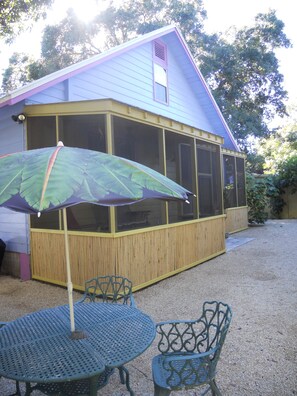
[15,381,22,396]
[25,382,33,396]
[8,380,22,396]
[118,366,134,396]
[154,383,171,396]
[119,366,125,384]
[209,378,222,396]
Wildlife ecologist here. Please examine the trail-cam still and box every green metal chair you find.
[76,275,136,395]
[25,367,114,396]
[152,301,232,396]
[77,274,136,307]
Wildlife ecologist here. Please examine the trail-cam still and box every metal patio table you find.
[0,303,156,395]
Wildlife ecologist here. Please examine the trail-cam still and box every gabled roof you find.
[0,25,239,151]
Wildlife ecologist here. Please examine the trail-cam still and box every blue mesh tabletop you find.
[0,304,156,384]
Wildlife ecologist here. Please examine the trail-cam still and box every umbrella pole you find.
[62,208,75,334]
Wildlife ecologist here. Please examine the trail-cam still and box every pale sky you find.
[0,0,296,102]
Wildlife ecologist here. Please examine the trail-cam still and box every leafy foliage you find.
[1,52,35,92]
[257,103,297,173]
[0,0,53,41]
[265,175,285,216]
[30,9,103,81]
[96,0,207,54]
[1,2,291,149]
[246,172,269,224]
[275,156,297,194]
[199,11,291,148]
[248,155,297,218]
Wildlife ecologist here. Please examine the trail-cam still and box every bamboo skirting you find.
[31,216,226,291]
[225,206,248,234]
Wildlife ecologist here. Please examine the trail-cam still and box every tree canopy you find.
[257,103,297,173]
[0,0,53,41]
[0,1,292,150]
[200,11,291,146]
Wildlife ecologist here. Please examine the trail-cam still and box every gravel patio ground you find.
[1,219,297,395]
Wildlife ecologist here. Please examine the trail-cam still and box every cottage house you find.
[0,25,247,290]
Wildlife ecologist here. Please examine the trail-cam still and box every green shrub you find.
[246,172,269,224]
[266,156,297,216]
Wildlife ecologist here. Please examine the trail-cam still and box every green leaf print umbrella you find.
[0,142,192,335]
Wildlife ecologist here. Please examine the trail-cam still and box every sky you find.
[0,0,296,103]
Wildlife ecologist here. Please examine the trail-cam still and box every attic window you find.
[153,40,168,104]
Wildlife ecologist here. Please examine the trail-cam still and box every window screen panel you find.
[223,155,237,208]
[165,131,196,223]
[236,157,246,206]
[197,141,222,217]
[113,116,166,231]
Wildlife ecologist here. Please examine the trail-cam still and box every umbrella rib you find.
[39,145,63,213]
[0,169,22,197]
[101,164,140,198]
[119,157,186,198]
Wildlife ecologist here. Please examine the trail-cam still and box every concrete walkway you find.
[1,219,297,395]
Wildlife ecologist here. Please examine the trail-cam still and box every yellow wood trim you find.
[105,113,116,233]
[222,148,246,158]
[24,99,223,145]
[30,228,116,237]
[228,226,248,234]
[225,206,248,213]
[219,145,224,214]
[31,275,85,292]
[106,113,113,154]
[31,214,226,238]
[192,138,199,217]
[161,128,169,224]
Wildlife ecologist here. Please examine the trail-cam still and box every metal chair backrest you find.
[156,301,232,360]
[81,275,135,306]
[153,301,232,394]
[197,301,232,363]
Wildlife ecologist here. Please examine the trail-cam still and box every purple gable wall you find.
[0,26,239,151]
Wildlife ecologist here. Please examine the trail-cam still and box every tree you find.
[1,3,291,150]
[0,0,53,41]
[96,0,208,53]
[29,9,103,81]
[1,53,35,92]
[199,10,291,148]
[257,103,297,173]
[1,0,209,89]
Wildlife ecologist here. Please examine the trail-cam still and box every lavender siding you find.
[0,102,29,254]
[26,40,236,150]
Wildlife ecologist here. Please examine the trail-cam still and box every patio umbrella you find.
[0,142,192,336]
